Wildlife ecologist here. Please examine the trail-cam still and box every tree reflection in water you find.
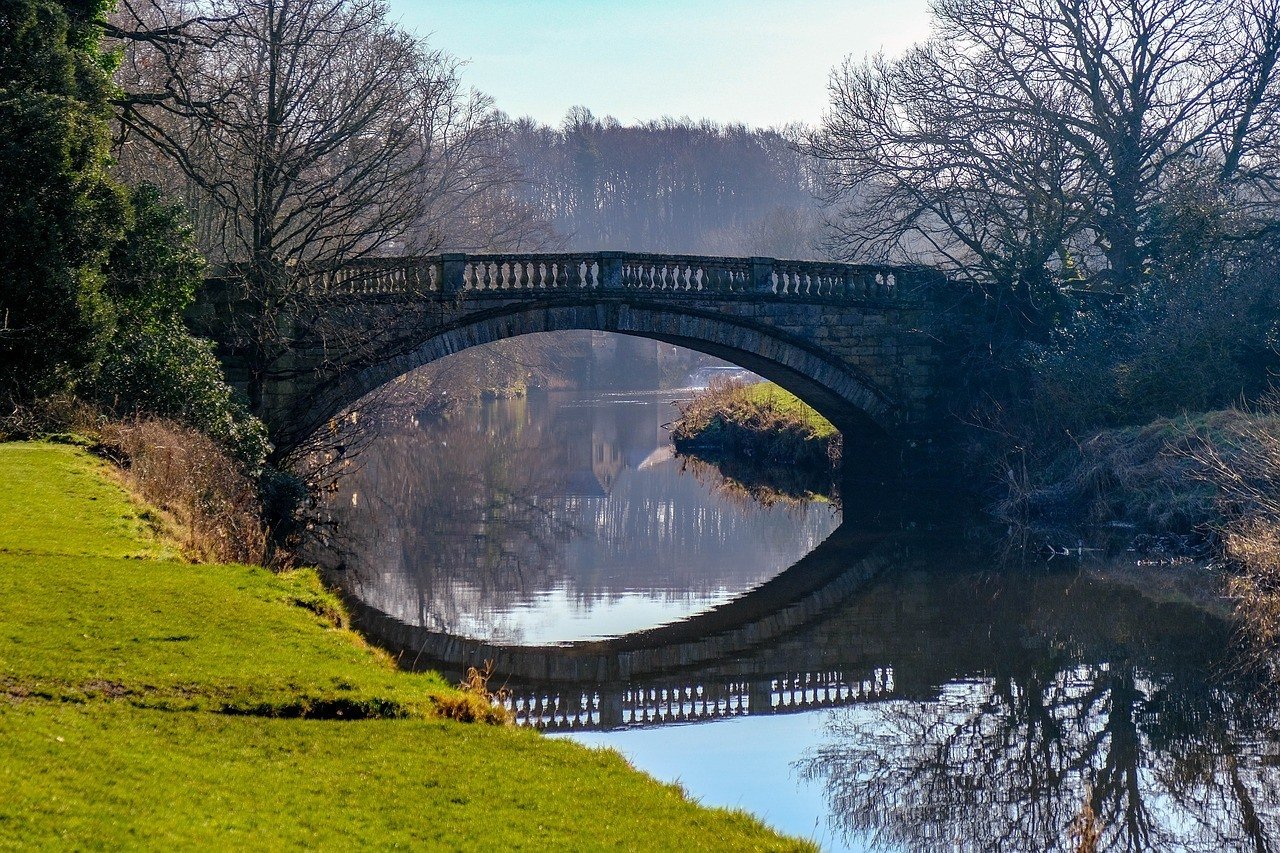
[798,644,1280,851]
[312,396,580,637]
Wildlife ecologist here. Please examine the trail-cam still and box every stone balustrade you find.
[211,253,934,300]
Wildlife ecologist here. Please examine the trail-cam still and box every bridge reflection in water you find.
[341,519,903,730]
[343,511,1248,740]
[508,668,894,731]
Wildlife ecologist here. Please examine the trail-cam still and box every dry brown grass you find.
[996,410,1280,534]
[1192,403,1280,679]
[1222,520,1280,659]
[429,661,512,725]
[1068,786,1102,853]
[100,419,267,565]
[0,395,103,440]
[1,399,271,565]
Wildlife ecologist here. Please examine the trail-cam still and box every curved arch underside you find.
[307,300,900,444]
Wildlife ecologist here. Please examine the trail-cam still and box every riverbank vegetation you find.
[671,380,841,471]
[807,0,1280,669]
[0,440,808,849]
[994,411,1280,539]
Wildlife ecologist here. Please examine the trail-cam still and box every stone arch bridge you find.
[191,252,967,462]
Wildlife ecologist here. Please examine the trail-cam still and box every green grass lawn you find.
[0,442,809,850]
[670,381,840,477]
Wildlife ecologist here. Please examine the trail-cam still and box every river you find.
[313,388,1280,852]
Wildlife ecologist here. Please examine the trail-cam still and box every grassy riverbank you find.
[0,441,810,849]
[671,381,840,471]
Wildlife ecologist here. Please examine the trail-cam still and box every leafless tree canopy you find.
[114,0,454,265]
[108,0,566,420]
[813,0,1280,292]
[506,111,828,258]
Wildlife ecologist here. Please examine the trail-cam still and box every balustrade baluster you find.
[707,265,723,292]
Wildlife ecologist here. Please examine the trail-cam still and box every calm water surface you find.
[316,390,1280,852]
[318,391,839,644]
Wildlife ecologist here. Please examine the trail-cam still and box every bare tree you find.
[111,0,465,414]
[813,43,1091,318]
[109,0,574,444]
[409,100,562,254]
[815,0,1280,294]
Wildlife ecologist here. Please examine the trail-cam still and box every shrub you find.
[0,0,126,401]
[93,185,270,472]
[95,319,269,473]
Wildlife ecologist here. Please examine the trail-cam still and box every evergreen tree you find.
[96,185,269,471]
[0,0,127,400]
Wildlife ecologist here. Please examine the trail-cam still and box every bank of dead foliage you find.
[100,418,268,565]
[994,410,1280,536]
[0,398,268,565]
[1190,407,1280,679]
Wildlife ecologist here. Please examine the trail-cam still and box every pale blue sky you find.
[385,1,933,128]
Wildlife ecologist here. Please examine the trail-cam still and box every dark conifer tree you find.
[0,0,128,400]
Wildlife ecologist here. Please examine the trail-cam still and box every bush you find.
[96,320,269,473]
[93,185,269,472]
[0,0,126,401]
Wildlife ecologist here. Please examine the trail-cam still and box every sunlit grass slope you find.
[740,382,839,439]
[0,441,810,850]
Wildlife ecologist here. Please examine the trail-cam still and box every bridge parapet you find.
[210,253,942,300]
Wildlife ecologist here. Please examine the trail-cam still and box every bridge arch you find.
[303,299,899,448]
[193,252,954,457]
